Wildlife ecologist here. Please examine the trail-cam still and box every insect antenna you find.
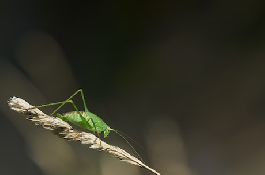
[111,129,144,163]
[114,129,144,150]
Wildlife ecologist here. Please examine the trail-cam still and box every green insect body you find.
[58,111,111,138]
[32,89,142,161]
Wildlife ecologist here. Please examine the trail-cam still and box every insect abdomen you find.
[63,111,90,129]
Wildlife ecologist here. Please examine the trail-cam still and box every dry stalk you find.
[8,97,160,175]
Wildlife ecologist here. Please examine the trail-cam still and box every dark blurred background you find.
[0,1,265,175]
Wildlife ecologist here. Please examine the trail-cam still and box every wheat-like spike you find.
[8,96,160,175]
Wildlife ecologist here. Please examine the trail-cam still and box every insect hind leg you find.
[50,89,84,116]
[51,89,91,116]
[32,100,73,116]
[33,89,88,117]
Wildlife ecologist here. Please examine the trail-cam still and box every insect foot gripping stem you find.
[8,97,161,175]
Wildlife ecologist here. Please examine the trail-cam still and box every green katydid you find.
[32,89,142,159]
